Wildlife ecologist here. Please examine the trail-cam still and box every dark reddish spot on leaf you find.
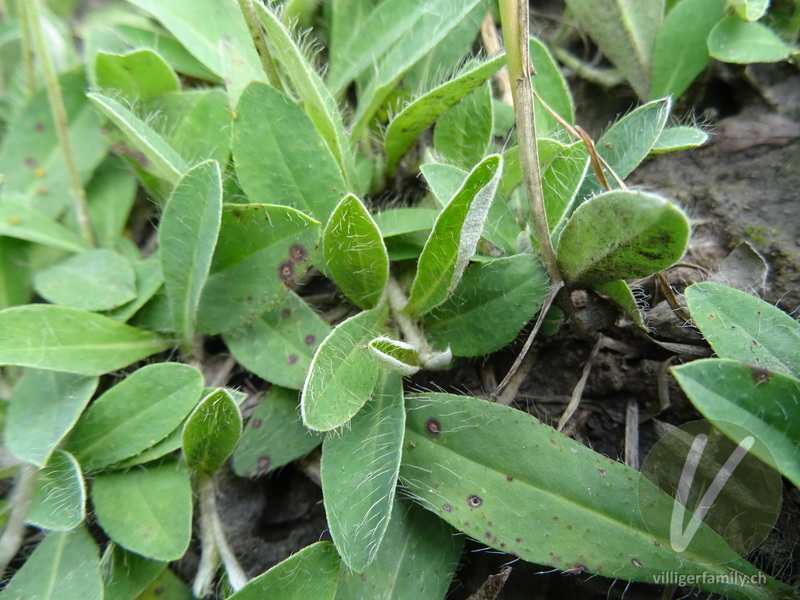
[631,558,643,568]
[232,209,242,219]
[550,439,557,445]
[247,296,253,303]
[750,366,771,384]
[463,521,470,527]
[484,532,492,540]
[154,587,165,595]
[304,334,316,346]
[598,469,608,477]
[506,475,514,482]
[553,516,559,520]
[257,456,270,472]
[24,157,37,168]
[360,573,367,581]
[279,260,295,284]
[487,521,493,527]
[654,540,661,546]
[425,418,441,435]
[442,503,451,512]
[500,543,506,548]
[289,244,308,263]
[567,564,589,575]
[281,308,292,319]
[516,537,522,543]
[251,418,262,428]
[467,494,482,508]
[288,354,298,365]
[34,122,45,132]
[566,525,573,530]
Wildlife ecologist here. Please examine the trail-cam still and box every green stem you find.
[25,0,95,247]
[0,464,36,579]
[236,0,285,92]
[17,0,36,96]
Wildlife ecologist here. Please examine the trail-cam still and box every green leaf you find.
[0,195,88,253]
[82,160,138,250]
[404,154,503,316]
[708,15,798,63]
[423,254,549,357]
[541,140,590,232]
[104,255,164,323]
[232,83,346,222]
[322,372,404,571]
[0,71,108,217]
[673,359,800,489]
[182,388,242,476]
[731,0,770,21]
[651,125,709,153]
[649,0,726,100]
[385,54,506,175]
[27,451,85,531]
[33,249,137,311]
[434,82,493,171]
[563,0,664,99]
[301,305,388,431]
[229,542,340,600]
[6,369,98,467]
[65,363,203,471]
[372,208,438,238]
[159,159,222,345]
[3,527,102,600]
[95,49,180,99]
[133,567,194,600]
[685,282,800,378]
[557,190,690,285]
[529,37,575,135]
[101,545,167,600]
[368,338,421,376]
[197,203,320,335]
[88,92,188,186]
[591,279,647,330]
[223,291,330,390]
[91,461,192,561]
[324,194,389,309]
[232,386,322,477]
[0,305,172,375]
[165,89,233,166]
[399,392,790,599]
[335,499,463,600]
[0,238,32,309]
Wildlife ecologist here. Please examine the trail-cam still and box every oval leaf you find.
[708,16,797,64]
[557,190,690,285]
[182,388,242,475]
[0,196,88,253]
[95,49,180,99]
[27,451,86,531]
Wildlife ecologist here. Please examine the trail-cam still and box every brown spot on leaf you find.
[281,308,292,319]
[553,516,559,520]
[279,260,295,284]
[425,418,441,435]
[506,475,514,482]
[360,573,367,581]
[251,418,262,428]
[154,587,165,595]
[232,209,242,219]
[750,366,771,384]
[289,243,308,263]
[631,558,643,568]
[257,456,270,472]
[442,504,451,512]
[24,157,37,168]
[304,334,316,346]
[598,469,608,477]
[34,122,45,132]
[288,354,298,365]
[467,494,482,508]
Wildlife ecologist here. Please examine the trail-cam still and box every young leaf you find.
[529,37,575,135]
[384,54,506,175]
[651,125,709,153]
[685,282,800,378]
[91,461,192,561]
[182,388,242,476]
[368,337,421,376]
[26,450,85,531]
[166,89,233,166]
[321,371,404,571]
[133,567,194,600]
[232,82,346,222]
[95,49,180,99]
[196,203,320,335]
[422,254,549,357]
[335,500,462,600]
[541,141,590,232]
[649,0,726,100]
[104,255,164,323]
[65,363,203,471]
[731,0,770,21]
[159,159,222,346]
[324,194,389,309]
[82,160,138,249]
[404,154,503,316]
[301,305,388,431]
[101,545,167,600]
[3,527,102,600]
[0,305,172,375]
[223,291,330,390]
[672,359,800,489]
[228,542,340,600]
[0,238,31,309]
[0,195,89,253]
[557,190,690,285]
[591,279,647,330]
[6,369,98,467]
[88,92,188,186]
[708,16,798,63]
[372,208,438,238]
[33,249,137,311]
[232,386,322,478]
[434,81,493,171]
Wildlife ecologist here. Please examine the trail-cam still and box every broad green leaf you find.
[197,203,320,335]
[253,2,353,182]
[563,0,664,99]
[399,393,792,599]
[6,369,98,467]
[101,545,167,600]
[372,208,438,238]
[651,125,709,153]
[335,500,463,600]
[529,37,575,135]
[673,359,800,489]
[385,54,506,175]
[65,363,203,470]
[133,568,194,600]
[420,163,469,207]
[27,451,85,530]
[91,461,192,561]
[105,255,164,323]
[95,49,180,99]
[322,372,404,571]
[82,159,138,249]
[423,254,549,357]
[541,141,590,231]
[88,92,188,186]
[404,154,503,316]
[368,338,421,376]
[324,194,389,309]
[649,0,726,100]
[182,388,242,476]
[592,279,647,330]
[233,83,346,221]
[232,386,322,477]
[557,190,690,285]
[685,282,800,378]
[0,238,31,309]
[434,82,493,170]
[0,195,88,253]
[33,248,137,311]
[223,291,330,390]
[160,160,222,345]
[301,305,388,431]
[3,527,102,600]
[0,305,172,375]
[229,542,340,600]
[166,89,233,166]
[708,16,798,63]
[0,71,108,217]
[731,0,769,21]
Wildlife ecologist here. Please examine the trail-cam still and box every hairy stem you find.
[25,0,95,247]
[0,464,36,578]
[236,0,285,92]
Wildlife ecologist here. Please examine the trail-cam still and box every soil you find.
[200,59,800,600]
